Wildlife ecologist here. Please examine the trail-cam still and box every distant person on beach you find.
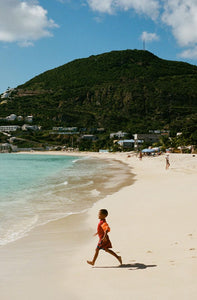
[139,151,142,160]
[165,154,170,169]
[87,209,122,266]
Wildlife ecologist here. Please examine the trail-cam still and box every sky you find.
[1,0,197,94]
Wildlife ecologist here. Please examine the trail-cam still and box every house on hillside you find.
[110,131,128,139]
[1,88,15,99]
[51,127,79,135]
[118,139,143,149]
[22,124,41,131]
[0,125,20,132]
[53,127,78,132]
[118,139,135,148]
[6,114,17,121]
[133,133,161,149]
[25,115,33,123]
[0,143,11,152]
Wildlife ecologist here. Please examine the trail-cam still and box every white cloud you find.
[87,0,114,14]
[162,0,197,47]
[179,47,197,59]
[140,31,159,42]
[87,0,160,20]
[0,0,58,46]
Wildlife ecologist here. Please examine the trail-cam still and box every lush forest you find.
[1,50,197,141]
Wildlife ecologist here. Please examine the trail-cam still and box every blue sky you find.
[1,0,197,94]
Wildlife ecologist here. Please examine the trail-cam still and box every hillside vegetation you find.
[1,50,197,136]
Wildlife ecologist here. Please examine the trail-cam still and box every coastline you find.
[0,152,197,299]
[0,152,134,246]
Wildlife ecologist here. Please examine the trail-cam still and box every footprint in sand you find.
[188,234,193,237]
[147,250,152,253]
[189,248,195,251]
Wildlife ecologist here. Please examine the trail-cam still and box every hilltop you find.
[1,49,197,135]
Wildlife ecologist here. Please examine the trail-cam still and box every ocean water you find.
[0,153,133,246]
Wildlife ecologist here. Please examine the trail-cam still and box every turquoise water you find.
[0,153,132,246]
[0,154,75,196]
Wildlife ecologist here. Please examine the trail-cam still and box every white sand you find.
[0,152,197,300]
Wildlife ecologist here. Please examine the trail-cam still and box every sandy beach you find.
[0,152,197,300]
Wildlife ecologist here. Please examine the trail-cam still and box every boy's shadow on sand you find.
[93,263,157,270]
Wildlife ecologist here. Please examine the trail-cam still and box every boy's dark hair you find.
[100,209,108,216]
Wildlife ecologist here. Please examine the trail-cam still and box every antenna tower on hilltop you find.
[143,39,146,51]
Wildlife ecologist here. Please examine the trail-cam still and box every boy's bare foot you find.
[87,260,94,265]
[118,256,122,265]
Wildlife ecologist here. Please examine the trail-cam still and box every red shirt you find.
[97,219,112,250]
[97,219,110,240]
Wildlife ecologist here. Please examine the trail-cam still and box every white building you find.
[22,124,40,131]
[117,139,143,148]
[117,139,135,148]
[25,115,33,123]
[52,127,78,132]
[0,125,20,132]
[6,114,17,121]
[1,93,10,99]
[110,131,128,139]
[1,88,15,99]
[0,143,11,152]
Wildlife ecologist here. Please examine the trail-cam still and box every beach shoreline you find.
[0,151,134,247]
[0,152,197,300]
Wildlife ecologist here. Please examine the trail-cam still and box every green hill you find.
[1,49,197,135]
